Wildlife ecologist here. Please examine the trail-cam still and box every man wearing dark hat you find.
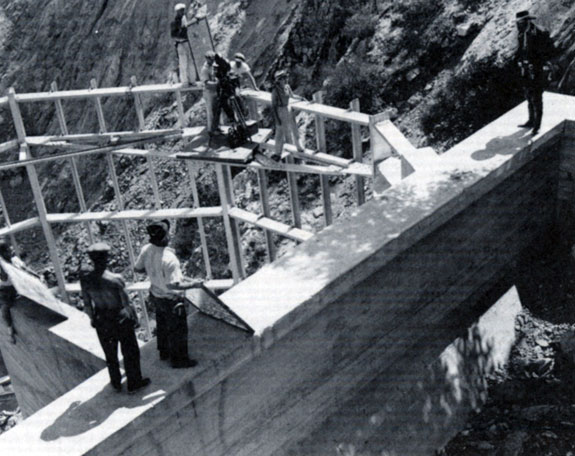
[516,10,555,135]
[135,220,202,368]
[80,242,150,393]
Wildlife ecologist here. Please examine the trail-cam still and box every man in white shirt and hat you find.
[170,3,198,86]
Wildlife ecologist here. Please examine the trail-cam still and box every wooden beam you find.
[286,155,301,228]
[228,208,313,242]
[256,169,275,262]
[8,87,68,301]
[11,82,203,103]
[46,207,222,223]
[0,186,22,253]
[350,98,366,206]
[313,92,333,227]
[0,217,40,237]
[223,165,246,277]
[215,164,243,283]
[185,161,213,279]
[0,140,19,154]
[131,77,162,210]
[176,90,186,128]
[52,81,94,244]
[65,278,234,294]
[240,89,370,126]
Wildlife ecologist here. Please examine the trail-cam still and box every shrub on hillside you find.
[420,55,521,147]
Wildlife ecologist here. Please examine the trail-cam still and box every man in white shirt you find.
[135,220,202,368]
[230,53,258,90]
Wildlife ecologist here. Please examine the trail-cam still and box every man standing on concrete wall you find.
[135,220,203,368]
[80,243,150,394]
[171,3,198,86]
[516,10,555,135]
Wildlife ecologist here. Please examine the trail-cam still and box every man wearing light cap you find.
[230,53,259,90]
[171,3,197,86]
[80,242,150,393]
[201,51,217,131]
[135,220,202,368]
[515,10,555,135]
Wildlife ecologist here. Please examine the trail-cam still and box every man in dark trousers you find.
[516,10,555,135]
[80,242,150,393]
[135,220,203,368]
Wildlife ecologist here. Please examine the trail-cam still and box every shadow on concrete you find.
[470,129,533,161]
[40,381,160,442]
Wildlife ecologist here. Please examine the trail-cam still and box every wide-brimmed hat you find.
[516,10,535,22]
[234,53,246,62]
[147,220,170,242]
[86,242,110,259]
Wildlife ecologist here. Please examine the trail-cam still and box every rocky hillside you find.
[1,0,575,270]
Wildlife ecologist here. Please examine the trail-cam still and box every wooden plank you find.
[0,217,40,237]
[131,76,162,210]
[185,161,213,279]
[8,87,68,301]
[257,168,276,262]
[314,92,333,227]
[228,207,313,242]
[177,145,256,164]
[0,186,21,252]
[65,278,234,293]
[12,83,203,103]
[46,207,223,223]
[215,164,243,283]
[350,98,366,206]
[223,165,246,278]
[0,139,19,154]
[240,89,370,126]
[176,90,186,128]
[90,79,107,133]
[27,129,182,145]
[52,81,94,244]
[286,154,301,228]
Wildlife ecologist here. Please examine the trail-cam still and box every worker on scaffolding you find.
[135,220,203,368]
[171,3,198,86]
[271,70,305,157]
[230,53,259,90]
[515,10,555,135]
[201,51,218,132]
[80,242,150,394]
[210,53,241,135]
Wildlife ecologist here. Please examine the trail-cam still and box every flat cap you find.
[86,242,111,254]
[274,69,288,80]
[174,3,186,11]
[516,10,535,21]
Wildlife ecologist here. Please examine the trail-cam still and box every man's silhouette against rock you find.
[80,242,150,393]
[516,10,555,135]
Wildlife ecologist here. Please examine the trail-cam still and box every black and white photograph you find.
[0,0,575,454]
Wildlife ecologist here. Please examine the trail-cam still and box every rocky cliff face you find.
[2,0,575,268]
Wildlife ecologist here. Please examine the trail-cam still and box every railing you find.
[0,78,424,337]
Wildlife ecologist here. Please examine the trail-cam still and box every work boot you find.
[128,378,151,394]
[171,358,198,369]
[518,121,533,128]
[531,126,540,135]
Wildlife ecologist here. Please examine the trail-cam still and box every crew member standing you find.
[201,51,217,132]
[516,10,555,135]
[80,243,150,394]
[230,53,259,90]
[171,3,197,86]
[271,70,305,157]
[135,220,203,368]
